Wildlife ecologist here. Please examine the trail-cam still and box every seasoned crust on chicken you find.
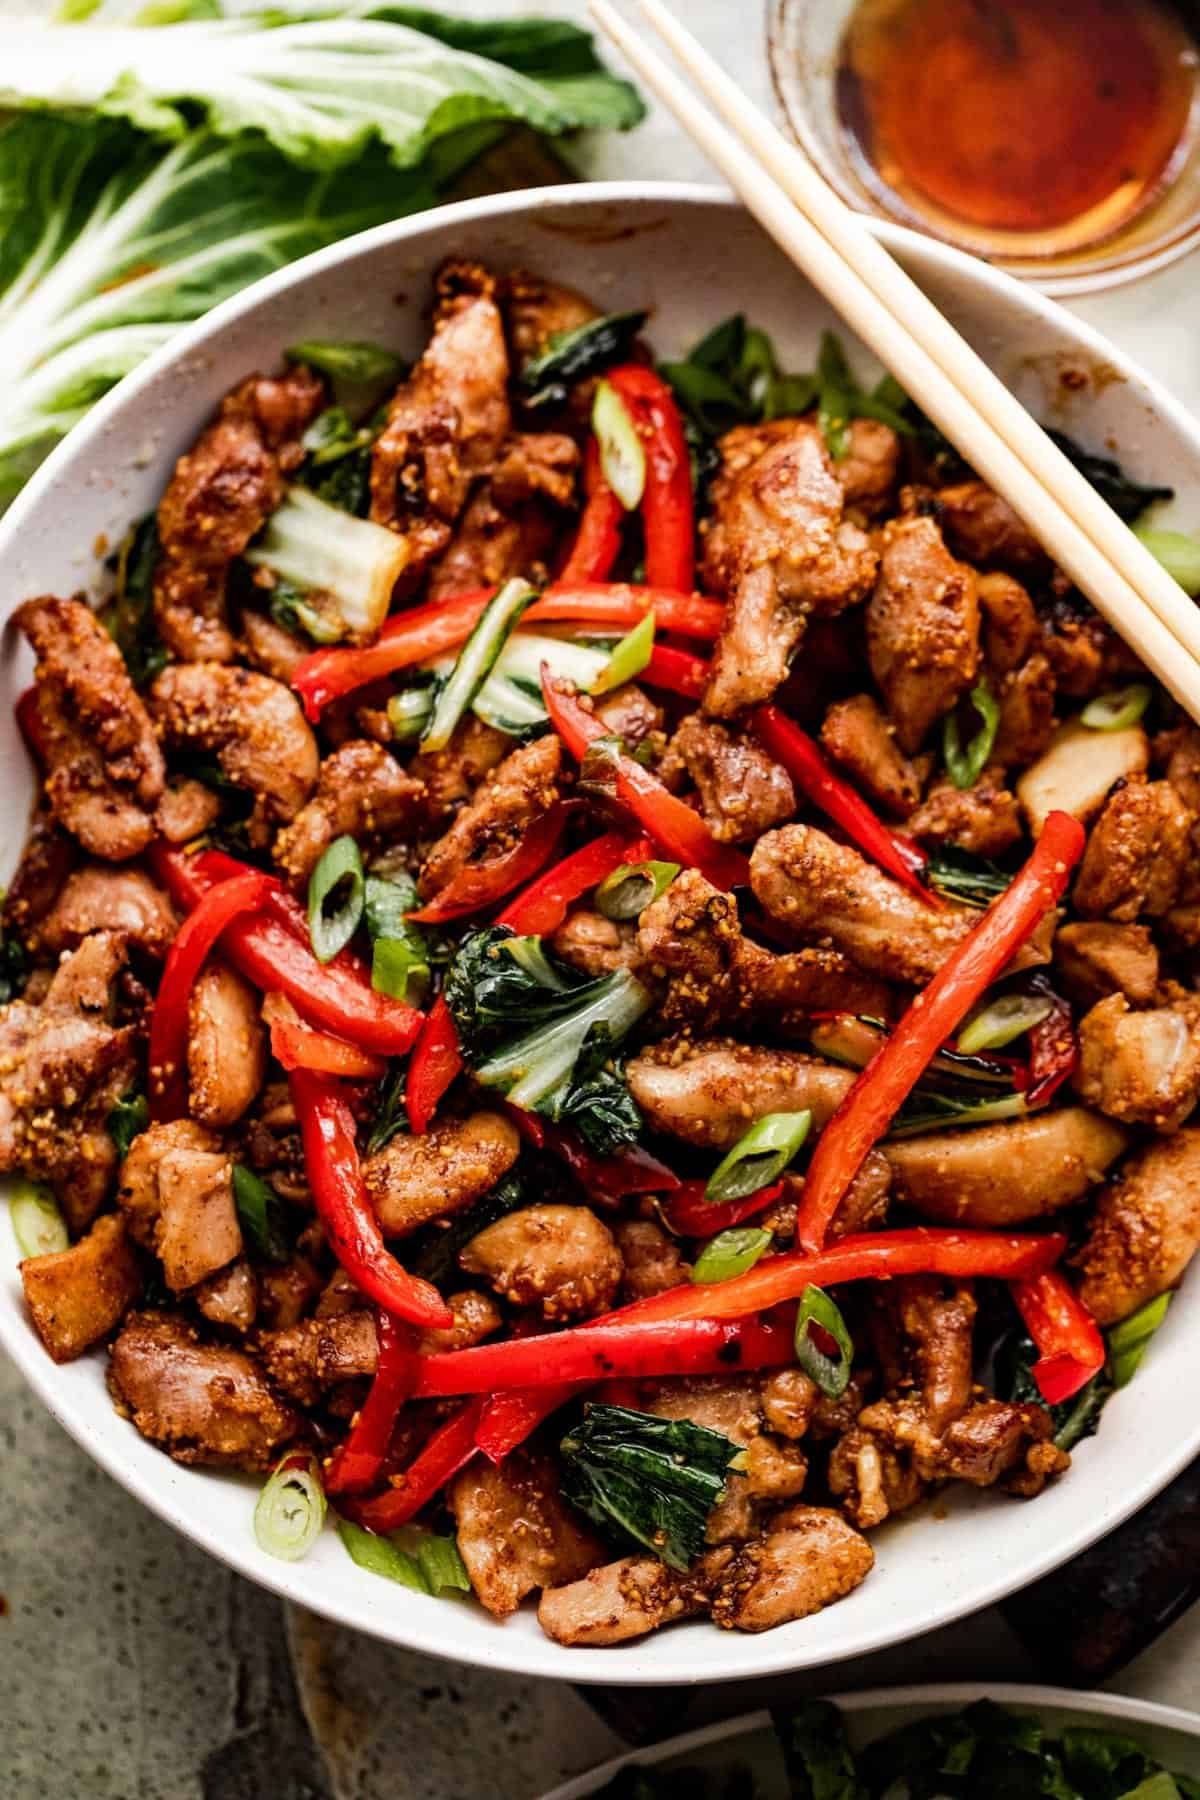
[32,863,178,960]
[866,514,981,753]
[628,1038,855,1150]
[273,739,427,893]
[449,1448,605,1619]
[460,1204,622,1321]
[418,735,561,899]
[883,1108,1128,1226]
[363,1111,520,1237]
[661,715,795,844]
[20,1212,142,1364]
[1075,992,1200,1132]
[1075,1129,1200,1324]
[819,693,923,818]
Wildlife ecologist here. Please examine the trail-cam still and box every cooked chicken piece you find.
[1075,1128,1200,1323]
[867,515,980,752]
[639,1371,805,1541]
[906,766,1023,858]
[501,268,599,371]
[750,824,979,986]
[1017,719,1149,837]
[1073,780,1193,920]
[1041,595,1143,700]
[273,739,427,893]
[153,365,323,662]
[834,418,901,517]
[628,1038,855,1150]
[107,1312,300,1470]
[707,1509,874,1632]
[313,1266,364,1318]
[151,663,319,846]
[977,571,1039,671]
[426,470,560,599]
[20,1213,142,1364]
[154,778,223,846]
[593,683,666,751]
[363,1111,520,1237]
[0,933,137,1232]
[661,715,795,844]
[827,1149,893,1239]
[702,420,877,716]
[238,607,310,682]
[461,1204,622,1321]
[448,1448,604,1618]
[936,480,1045,572]
[538,1554,713,1647]
[117,1118,241,1292]
[819,693,922,817]
[1054,920,1160,1008]
[762,1368,820,1441]
[826,1425,923,1529]
[552,910,639,979]
[32,863,178,960]
[1075,992,1200,1132]
[257,1253,324,1331]
[417,735,560,898]
[2,815,76,937]
[1156,722,1200,812]
[257,1310,379,1406]
[614,1219,691,1301]
[231,1080,308,1206]
[736,936,897,1029]
[991,654,1058,770]
[407,715,510,823]
[15,596,165,861]
[883,1108,1128,1225]
[416,1289,504,1356]
[856,1392,1062,1492]
[370,259,511,580]
[186,961,265,1128]
[193,1258,258,1333]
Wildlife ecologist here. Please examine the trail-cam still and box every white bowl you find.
[542,1685,1200,1797]
[3,182,1200,1686]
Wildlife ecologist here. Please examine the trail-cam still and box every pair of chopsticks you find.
[589,0,1200,726]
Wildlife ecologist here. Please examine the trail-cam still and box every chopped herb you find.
[107,1090,149,1160]
[771,1699,866,1800]
[561,1403,740,1571]
[925,844,1015,908]
[365,1062,409,1156]
[286,338,405,386]
[101,513,168,688]
[522,310,648,410]
[232,1164,292,1264]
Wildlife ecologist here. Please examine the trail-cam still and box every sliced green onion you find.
[386,687,436,741]
[396,1530,472,1595]
[956,993,1054,1055]
[307,834,365,964]
[1081,684,1153,732]
[232,1164,292,1263]
[254,1455,326,1562]
[691,1227,773,1285]
[336,1518,428,1590]
[364,871,417,940]
[590,610,655,696]
[705,1110,812,1204]
[593,378,646,510]
[371,938,430,1003]
[943,679,999,790]
[420,578,534,754]
[10,1181,68,1258]
[1107,1292,1172,1389]
[795,1285,854,1399]
[1134,524,1200,596]
[286,338,405,385]
[595,859,680,922]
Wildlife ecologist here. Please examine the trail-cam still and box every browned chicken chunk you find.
[1075,992,1200,1132]
[1054,920,1159,1008]
[448,1449,604,1618]
[538,1555,712,1647]
[866,515,980,752]
[363,1111,520,1237]
[187,962,265,1129]
[662,715,795,844]
[614,1219,691,1300]
[117,1118,242,1292]
[1075,1128,1200,1323]
[108,1312,300,1470]
[194,1258,258,1333]
[32,864,178,960]
[1073,780,1194,920]
[707,1508,874,1632]
[257,1309,379,1406]
[883,1108,1128,1225]
[273,739,427,892]
[834,419,901,516]
[460,1204,622,1321]
[20,1213,142,1363]
[15,596,165,861]
[628,1038,854,1150]
[906,767,1023,858]
[418,735,560,898]
[819,693,922,817]
[552,910,639,979]
[937,479,1045,573]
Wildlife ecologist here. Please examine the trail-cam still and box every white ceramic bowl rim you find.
[4,180,1200,1686]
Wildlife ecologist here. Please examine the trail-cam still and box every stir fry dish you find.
[7,258,1198,1646]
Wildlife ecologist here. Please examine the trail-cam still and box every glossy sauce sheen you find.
[837,0,1198,243]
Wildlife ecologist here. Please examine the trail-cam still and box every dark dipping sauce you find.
[836,0,1199,250]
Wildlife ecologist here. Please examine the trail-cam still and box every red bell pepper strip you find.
[752,704,933,902]
[660,1179,784,1238]
[614,1226,1066,1326]
[540,1123,681,1204]
[406,801,573,925]
[473,1384,584,1464]
[793,811,1086,1253]
[542,672,750,890]
[560,438,625,583]
[606,364,695,592]
[344,1398,484,1532]
[148,868,274,1122]
[265,994,387,1081]
[413,1314,794,1397]
[150,846,423,1058]
[644,643,709,700]
[498,831,650,938]
[292,583,725,721]
[1024,985,1079,1107]
[324,1311,417,1497]
[405,993,462,1134]
[1011,1269,1106,1405]
[289,1068,452,1329]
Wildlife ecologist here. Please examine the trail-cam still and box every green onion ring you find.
[943,679,999,790]
[1080,684,1153,732]
[691,1226,773,1285]
[9,1180,68,1258]
[1135,525,1200,597]
[956,992,1054,1055]
[590,610,655,696]
[705,1110,813,1204]
[254,1454,326,1562]
[595,859,680,922]
[795,1284,854,1399]
[307,834,365,964]
[592,378,646,510]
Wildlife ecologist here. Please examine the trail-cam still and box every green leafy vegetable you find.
[108,1089,149,1159]
[995,1327,1112,1453]
[943,679,999,790]
[307,833,365,963]
[888,1089,1029,1138]
[232,1162,292,1262]
[770,1700,866,1800]
[560,1402,740,1571]
[0,11,644,172]
[365,1061,408,1155]
[925,844,1014,908]
[444,925,586,1056]
[1107,1292,1172,1389]
[286,337,403,385]
[549,1023,643,1154]
[101,512,168,686]
[266,578,345,646]
[363,869,431,1003]
[521,308,648,410]
[1048,429,1173,525]
[245,485,407,642]
[299,402,381,517]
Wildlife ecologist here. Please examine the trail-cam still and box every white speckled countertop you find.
[6,3,1200,1795]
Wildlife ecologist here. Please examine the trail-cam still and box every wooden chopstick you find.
[587,0,1200,725]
